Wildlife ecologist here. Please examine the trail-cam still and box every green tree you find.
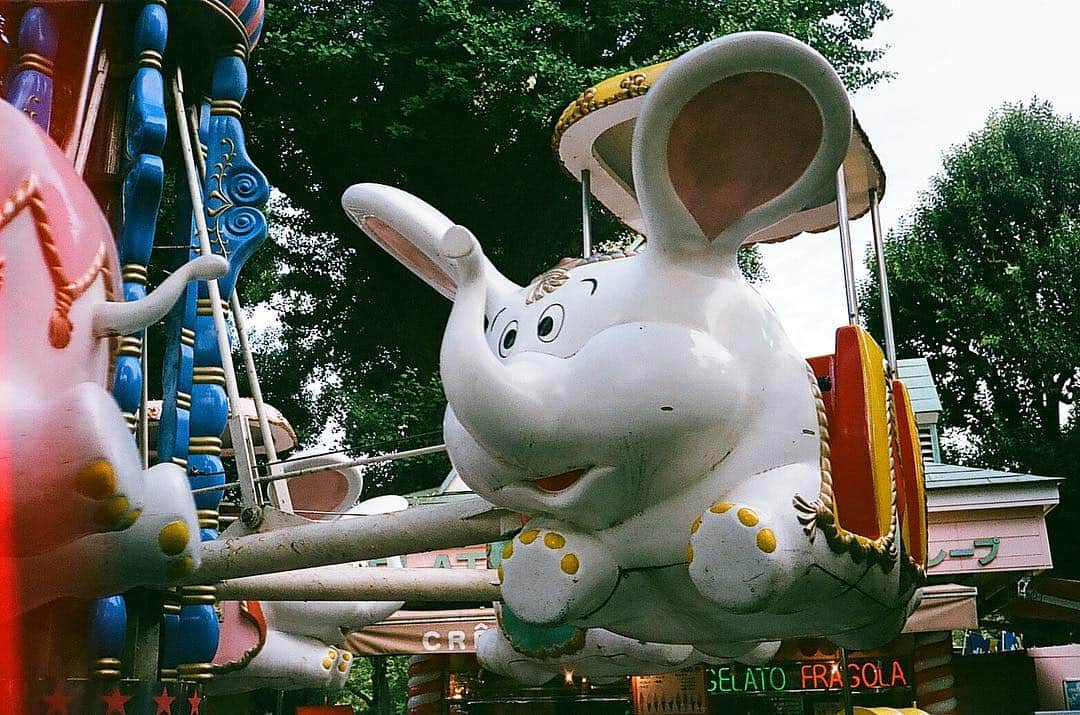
[861,100,1080,583]
[243,0,892,496]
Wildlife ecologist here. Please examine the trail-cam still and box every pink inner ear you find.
[363,215,457,296]
[667,72,823,239]
[287,469,350,519]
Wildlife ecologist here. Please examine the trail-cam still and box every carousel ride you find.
[0,2,927,712]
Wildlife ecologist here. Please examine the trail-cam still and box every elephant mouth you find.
[531,468,589,493]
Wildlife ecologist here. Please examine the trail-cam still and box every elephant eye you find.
[537,303,564,343]
[499,321,519,357]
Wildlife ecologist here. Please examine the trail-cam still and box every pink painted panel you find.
[1029,645,1080,710]
[404,544,488,569]
[927,507,1051,574]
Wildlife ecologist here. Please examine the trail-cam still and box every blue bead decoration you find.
[89,596,129,664]
[4,6,57,130]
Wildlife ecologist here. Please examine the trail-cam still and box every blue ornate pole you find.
[90,0,171,687]
[4,5,56,130]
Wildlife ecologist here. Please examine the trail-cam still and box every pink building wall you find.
[1029,644,1080,710]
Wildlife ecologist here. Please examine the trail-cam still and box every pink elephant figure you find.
[0,100,225,612]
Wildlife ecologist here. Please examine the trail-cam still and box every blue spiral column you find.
[88,1,170,686]
[4,5,56,130]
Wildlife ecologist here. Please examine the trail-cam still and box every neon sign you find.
[704,660,908,694]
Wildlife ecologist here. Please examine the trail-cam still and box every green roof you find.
[897,357,943,416]
[924,461,1061,489]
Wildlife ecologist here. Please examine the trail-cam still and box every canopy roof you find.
[553,62,885,244]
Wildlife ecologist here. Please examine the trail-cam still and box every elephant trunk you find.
[438,226,563,458]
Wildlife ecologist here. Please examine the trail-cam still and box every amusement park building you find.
[342,357,1068,715]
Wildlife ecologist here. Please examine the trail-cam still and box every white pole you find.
[835,166,858,325]
[191,499,515,582]
[216,565,502,602]
[869,189,898,374]
[229,292,294,510]
[581,169,592,257]
[170,70,261,510]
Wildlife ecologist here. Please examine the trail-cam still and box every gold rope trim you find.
[1,175,108,349]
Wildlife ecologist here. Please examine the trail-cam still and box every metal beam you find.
[216,565,502,602]
[191,498,517,583]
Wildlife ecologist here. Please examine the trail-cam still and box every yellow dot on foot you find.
[737,507,759,527]
[114,508,141,531]
[685,544,694,562]
[342,653,351,661]
[756,528,777,553]
[96,496,130,528]
[560,553,579,575]
[338,662,348,673]
[322,659,332,670]
[158,521,190,556]
[74,460,116,500]
[544,532,566,549]
[165,556,194,580]
[709,501,733,514]
[690,516,702,534]
[501,541,513,559]
[519,528,540,545]
[497,565,504,583]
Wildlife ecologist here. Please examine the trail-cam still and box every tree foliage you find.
[861,100,1080,582]
[244,0,892,495]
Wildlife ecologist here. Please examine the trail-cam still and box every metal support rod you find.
[581,169,593,257]
[171,70,261,510]
[190,498,517,583]
[869,188,898,374]
[840,647,855,715]
[835,166,858,325]
[140,333,149,469]
[229,291,293,511]
[216,565,502,602]
[73,50,109,176]
[66,2,104,162]
[187,443,449,495]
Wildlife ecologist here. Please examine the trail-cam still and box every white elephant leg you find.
[687,464,817,613]
[8,383,151,553]
[498,520,618,626]
[13,462,199,609]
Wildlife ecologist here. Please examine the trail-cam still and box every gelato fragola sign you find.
[705,659,908,694]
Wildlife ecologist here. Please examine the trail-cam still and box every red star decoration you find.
[101,686,132,715]
[42,683,75,715]
[187,690,203,715]
[152,686,176,715]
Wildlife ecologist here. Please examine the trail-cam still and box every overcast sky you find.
[757,0,1080,356]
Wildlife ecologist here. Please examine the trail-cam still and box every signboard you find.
[344,609,496,655]
[927,507,1052,574]
[631,669,708,714]
[704,659,909,695]
[366,544,489,569]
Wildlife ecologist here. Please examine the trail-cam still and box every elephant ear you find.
[632,32,852,262]
[279,454,363,520]
[342,183,519,302]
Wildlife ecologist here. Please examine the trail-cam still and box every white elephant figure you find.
[476,610,741,686]
[0,100,224,612]
[343,32,921,660]
[210,456,407,693]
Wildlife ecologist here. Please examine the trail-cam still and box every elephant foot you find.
[117,463,201,585]
[687,501,793,613]
[73,459,143,532]
[499,522,617,625]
